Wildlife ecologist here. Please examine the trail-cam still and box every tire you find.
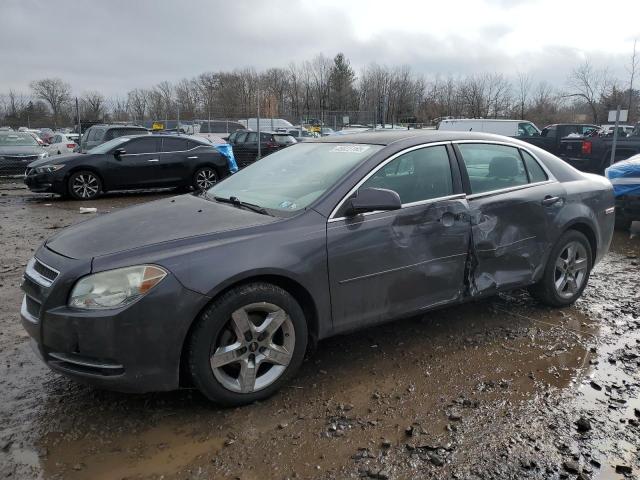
[529,230,593,307]
[188,283,308,406]
[67,170,102,200]
[192,166,218,191]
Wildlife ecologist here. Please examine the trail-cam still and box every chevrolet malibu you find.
[20,131,615,405]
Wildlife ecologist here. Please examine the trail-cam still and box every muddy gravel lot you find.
[1,179,639,480]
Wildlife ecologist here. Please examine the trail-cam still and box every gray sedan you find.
[20,131,614,405]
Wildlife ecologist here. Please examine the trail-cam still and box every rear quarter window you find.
[520,150,548,183]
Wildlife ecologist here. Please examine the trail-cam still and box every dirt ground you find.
[0,179,639,480]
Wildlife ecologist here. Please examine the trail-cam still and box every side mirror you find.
[345,187,402,216]
[221,135,230,141]
[113,148,127,159]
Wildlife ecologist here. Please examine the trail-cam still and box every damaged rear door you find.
[454,142,565,295]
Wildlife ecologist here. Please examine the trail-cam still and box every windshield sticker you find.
[330,145,371,154]
[279,200,297,210]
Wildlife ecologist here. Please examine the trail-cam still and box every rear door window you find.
[161,138,190,152]
[520,150,548,183]
[458,143,528,194]
[124,137,160,154]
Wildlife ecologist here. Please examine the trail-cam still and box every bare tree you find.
[516,72,532,120]
[627,39,638,121]
[81,90,105,121]
[30,78,71,128]
[566,61,612,124]
[127,88,149,122]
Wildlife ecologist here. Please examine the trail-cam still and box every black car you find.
[228,130,296,167]
[20,131,614,405]
[24,135,231,200]
[0,131,49,175]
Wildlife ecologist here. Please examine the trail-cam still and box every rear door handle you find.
[542,195,561,206]
[187,156,198,159]
[147,159,159,162]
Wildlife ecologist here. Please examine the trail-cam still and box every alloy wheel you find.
[196,169,217,190]
[554,241,588,299]
[210,302,295,393]
[71,173,99,199]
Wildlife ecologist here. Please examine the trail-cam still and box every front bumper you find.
[24,171,64,194]
[20,246,209,393]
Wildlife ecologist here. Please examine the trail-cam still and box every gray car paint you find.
[21,131,615,392]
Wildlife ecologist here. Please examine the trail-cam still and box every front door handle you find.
[541,195,561,206]
[440,211,456,227]
[147,159,159,162]
[187,156,198,159]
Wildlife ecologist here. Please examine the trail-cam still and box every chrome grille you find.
[33,259,59,282]
[25,257,59,287]
[4,155,38,162]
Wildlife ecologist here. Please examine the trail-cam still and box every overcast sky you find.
[1,0,639,96]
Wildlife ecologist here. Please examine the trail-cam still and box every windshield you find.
[0,133,39,147]
[87,136,130,154]
[209,142,382,214]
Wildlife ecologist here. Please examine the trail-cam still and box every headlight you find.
[39,152,49,159]
[35,164,65,173]
[69,265,167,310]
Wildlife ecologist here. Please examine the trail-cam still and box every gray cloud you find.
[0,0,632,96]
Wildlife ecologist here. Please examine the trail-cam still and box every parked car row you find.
[0,131,49,175]
[24,134,231,199]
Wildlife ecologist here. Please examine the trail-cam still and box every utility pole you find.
[257,88,261,160]
[610,105,621,166]
[76,97,81,138]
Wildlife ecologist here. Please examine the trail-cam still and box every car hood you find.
[45,194,279,260]
[0,145,45,156]
[27,152,84,168]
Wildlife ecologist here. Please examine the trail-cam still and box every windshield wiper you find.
[213,196,272,216]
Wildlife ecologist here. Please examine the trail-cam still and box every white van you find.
[437,119,541,137]
[239,118,293,131]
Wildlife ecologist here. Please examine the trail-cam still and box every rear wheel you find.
[68,171,102,200]
[188,283,308,406]
[192,166,218,191]
[529,230,592,307]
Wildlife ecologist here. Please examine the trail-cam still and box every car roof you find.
[313,130,530,146]
[121,133,210,144]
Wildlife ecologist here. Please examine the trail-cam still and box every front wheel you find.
[68,171,102,200]
[192,166,218,191]
[529,230,592,307]
[188,283,308,406]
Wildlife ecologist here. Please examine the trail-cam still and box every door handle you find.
[541,195,561,206]
[147,159,159,162]
[187,156,198,159]
[440,212,456,227]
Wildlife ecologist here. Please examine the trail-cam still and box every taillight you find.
[581,140,592,155]
[66,143,76,148]
[266,142,277,148]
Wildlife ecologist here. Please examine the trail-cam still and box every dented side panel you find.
[327,198,471,333]
[466,182,567,296]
